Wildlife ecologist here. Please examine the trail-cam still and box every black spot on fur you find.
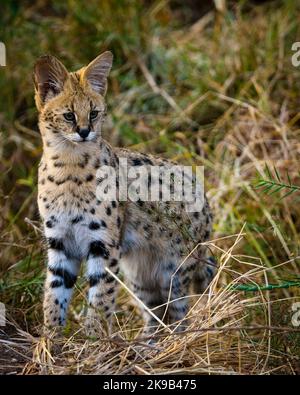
[71,215,83,224]
[105,275,114,284]
[90,208,95,214]
[204,230,210,240]
[194,212,200,220]
[54,162,65,167]
[45,220,53,228]
[182,276,190,285]
[86,174,94,182]
[47,237,64,251]
[89,221,100,230]
[49,267,77,288]
[106,207,112,216]
[147,299,161,308]
[101,220,107,228]
[56,179,66,186]
[50,279,63,288]
[47,175,54,182]
[166,262,175,271]
[89,273,106,287]
[89,240,110,259]
[109,258,118,267]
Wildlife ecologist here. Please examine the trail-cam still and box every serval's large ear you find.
[33,55,68,109]
[82,51,113,96]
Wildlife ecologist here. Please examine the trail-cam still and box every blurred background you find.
[0,0,300,373]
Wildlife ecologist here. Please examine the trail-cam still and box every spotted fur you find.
[34,52,216,337]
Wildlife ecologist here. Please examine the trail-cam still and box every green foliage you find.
[256,165,300,199]
[231,279,300,292]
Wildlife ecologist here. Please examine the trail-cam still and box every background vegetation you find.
[0,0,299,374]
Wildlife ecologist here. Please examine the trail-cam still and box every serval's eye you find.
[89,110,99,120]
[63,112,76,122]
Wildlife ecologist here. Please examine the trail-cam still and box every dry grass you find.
[2,231,299,374]
[0,0,300,374]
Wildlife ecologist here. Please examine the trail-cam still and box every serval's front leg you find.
[43,244,80,333]
[85,213,121,337]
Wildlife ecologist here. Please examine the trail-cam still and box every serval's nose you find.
[76,126,90,139]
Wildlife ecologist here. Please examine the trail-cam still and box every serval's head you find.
[34,52,113,144]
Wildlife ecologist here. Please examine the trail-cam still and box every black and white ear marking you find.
[34,55,68,106]
[83,51,113,96]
